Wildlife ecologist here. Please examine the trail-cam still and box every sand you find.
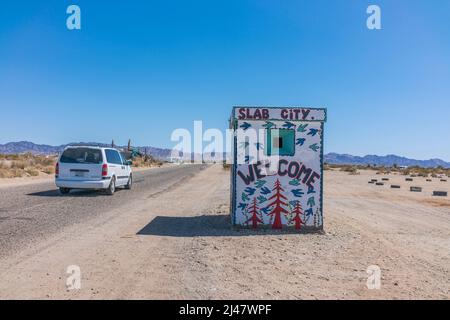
[0,166,448,299]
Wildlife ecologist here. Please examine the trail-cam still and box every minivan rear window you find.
[60,148,103,164]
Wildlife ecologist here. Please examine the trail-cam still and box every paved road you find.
[0,164,207,258]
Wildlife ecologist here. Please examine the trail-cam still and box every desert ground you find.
[0,164,448,299]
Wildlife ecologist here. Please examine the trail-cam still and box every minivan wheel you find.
[106,177,116,195]
[59,187,71,195]
[125,175,132,190]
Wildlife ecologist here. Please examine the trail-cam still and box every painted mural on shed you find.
[230,106,327,231]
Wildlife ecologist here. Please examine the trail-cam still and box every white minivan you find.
[55,146,132,195]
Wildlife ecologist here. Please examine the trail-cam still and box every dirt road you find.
[0,164,206,258]
[0,165,448,299]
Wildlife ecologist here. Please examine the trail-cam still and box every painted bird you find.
[308,128,319,136]
[307,185,316,194]
[239,141,250,149]
[282,121,295,129]
[255,180,267,188]
[245,187,256,196]
[309,143,319,152]
[260,186,271,195]
[242,192,249,202]
[297,124,308,132]
[238,203,247,210]
[307,197,315,207]
[257,196,267,204]
[255,142,264,150]
[262,121,276,129]
[239,122,251,130]
[289,179,300,186]
[292,189,304,197]
[305,208,314,217]
[296,138,306,146]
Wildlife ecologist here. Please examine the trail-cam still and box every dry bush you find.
[400,166,450,178]
[3,154,19,160]
[324,162,450,177]
[339,165,359,175]
[7,168,24,178]
[13,169,23,178]
[327,164,387,173]
[0,153,57,179]
[132,155,163,168]
[0,161,7,169]
[25,168,39,176]
[42,166,55,175]
[11,160,27,169]
[0,169,9,178]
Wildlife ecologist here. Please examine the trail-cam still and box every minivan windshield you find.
[60,148,103,164]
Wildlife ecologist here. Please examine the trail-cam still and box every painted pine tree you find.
[267,179,289,229]
[291,201,304,230]
[246,197,263,229]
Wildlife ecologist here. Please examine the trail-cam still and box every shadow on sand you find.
[26,189,114,197]
[137,214,320,237]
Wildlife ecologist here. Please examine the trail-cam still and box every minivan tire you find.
[125,174,132,190]
[106,177,116,195]
[59,187,71,195]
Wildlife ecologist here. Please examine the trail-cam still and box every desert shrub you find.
[0,169,9,178]
[2,154,19,160]
[0,154,57,179]
[10,168,23,178]
[11,160,27,169]
[42,166,55,175]
[36,156,54,167]
[324,163,449,176]
[131,155,163,168]
[25,168,39,176]
[339,165,358,174]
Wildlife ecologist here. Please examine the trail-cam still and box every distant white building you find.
[168,156,183,164]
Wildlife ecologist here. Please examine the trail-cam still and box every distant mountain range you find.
[324,153,450,168]
[0,141,172,160]
[1,141,449,168]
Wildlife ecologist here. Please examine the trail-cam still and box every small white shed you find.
[229,106,327,231]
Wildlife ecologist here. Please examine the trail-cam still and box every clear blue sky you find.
[1,0,449,160]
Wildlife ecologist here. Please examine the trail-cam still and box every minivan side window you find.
[105,149,123,165]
